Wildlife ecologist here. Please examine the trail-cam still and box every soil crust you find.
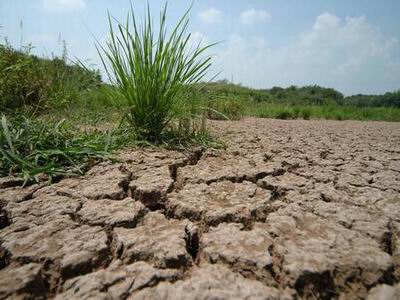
[1,118,400,299]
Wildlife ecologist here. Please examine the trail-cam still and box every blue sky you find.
[1,0,400,95]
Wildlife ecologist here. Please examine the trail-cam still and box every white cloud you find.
[189,31,209,49]
[42,0,85,12]
[199,8,222,24]
[240,9,271,25]
[214,13,400,95]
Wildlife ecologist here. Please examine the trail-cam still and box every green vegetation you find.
[0,115,126,183]
[97,4,215,141]
[0,42,101,112]
[0,4,217,183]
[194,80,400,121]
[1,5,399,183]
[247,103,400,121]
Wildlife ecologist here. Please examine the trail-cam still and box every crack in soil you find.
[2,119,400,299]
[0,206,10,230]
[294,271,337,300]
[184,223,199,263]
[104,226,123,264]
[0,243,11,270]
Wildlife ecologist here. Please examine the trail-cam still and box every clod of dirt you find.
[117,149,189,168]
[77,198,148,228]
[0,184,42,204]
[389,161,400,173]
[114,212,194,269]
[199,222,275,283]
[369,170,400,192]
[37,164,131,200]
[4,195,81,226]
[0,263,47,299]
[175,155,278,187]
[375,195,400,221]
[0,219,109,281]
[292,166,338,184]
[129,166,174,209]
[257,172,311,195]
[304,200,392,247]
[131,264,294,300]
[367,283,400,300]
[56,260,181,300]
[264,204,394,298]
[167,181,272,226]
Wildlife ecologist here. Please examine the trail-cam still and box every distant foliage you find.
[266,85,345,106]
[196,81,400,111]
[345,91,400,108]
[206,96,244,120]
[0,43,101,112]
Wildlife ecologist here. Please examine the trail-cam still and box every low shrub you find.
[0,42,100,112]
[0,44,47,110]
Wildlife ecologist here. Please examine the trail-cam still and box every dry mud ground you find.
[1,118,400,300]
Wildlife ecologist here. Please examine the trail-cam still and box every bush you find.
[0,42,101,112]
[0,44,48,110]
[98,4,215,141]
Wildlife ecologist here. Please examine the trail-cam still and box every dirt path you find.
[1,118,400,299]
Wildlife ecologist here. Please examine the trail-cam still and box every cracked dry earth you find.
[1,118,400,300]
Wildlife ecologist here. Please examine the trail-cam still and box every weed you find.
[97,3,215,141]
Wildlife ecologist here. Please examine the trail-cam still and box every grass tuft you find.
[0,115,124,184]
[97,3,215,141]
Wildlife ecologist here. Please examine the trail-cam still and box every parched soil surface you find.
[1,117,400,299]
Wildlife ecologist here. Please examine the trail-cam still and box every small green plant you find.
[98,3,215,141]
[0,115,123,183]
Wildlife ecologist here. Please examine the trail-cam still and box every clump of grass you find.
[98,3,215,142]
[0,115,124,183]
